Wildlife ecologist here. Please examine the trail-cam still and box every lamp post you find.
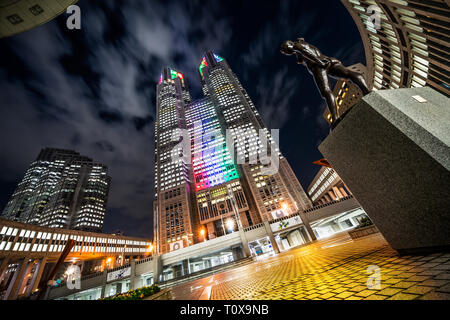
[105,257,112,270]
[200,229,206,242]
[226,185,252,257]
[226,185,243,229]
[226,218,235,233]
[146,243,154,257]
[281,202,289,216]
[121,245,126,266]
[220,215,226,236]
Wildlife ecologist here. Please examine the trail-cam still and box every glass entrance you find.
[248,237,275,259]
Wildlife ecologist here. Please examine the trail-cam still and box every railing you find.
[243,223,264,232]
[53,269,104,289]
[108,263,131,273]
[269,212,302,224]
[0,218,152,257]
[136,256,154,265]
[303,195,355,213]
[162,231,241,260]
[81,271,103,281]
[159,257,252,286]
[49,258,154,293]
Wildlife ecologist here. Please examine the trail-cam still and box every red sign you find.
[313,158,332,168]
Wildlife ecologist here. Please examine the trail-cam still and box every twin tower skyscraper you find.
[154,52,313,254]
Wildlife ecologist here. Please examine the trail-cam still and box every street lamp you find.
[200,229,206,242]
[226,184,250,257]
[146,243,154,256]
[220,215,226,236]
[104,257,112,271]
[281,202,290,217]
[226,219,235,232]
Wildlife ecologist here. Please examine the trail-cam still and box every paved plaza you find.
[170,232,450,300]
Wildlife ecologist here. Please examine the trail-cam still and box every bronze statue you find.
[280,38,370,125]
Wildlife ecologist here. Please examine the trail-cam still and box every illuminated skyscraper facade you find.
[154,53,313,254]
[154,67,197,254]
[323,64,367,125]
[1,148,110,232]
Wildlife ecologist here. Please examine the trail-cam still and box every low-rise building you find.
[307,166,352,206]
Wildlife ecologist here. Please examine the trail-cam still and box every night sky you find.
[0,1,365,239]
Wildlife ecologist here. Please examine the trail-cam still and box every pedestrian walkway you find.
[176,232,450,300]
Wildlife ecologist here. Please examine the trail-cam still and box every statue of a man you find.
[280,38,370,124]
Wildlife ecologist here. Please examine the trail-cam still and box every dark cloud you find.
[0,0,365,238]
[133,115,154,132]
[98,110,124,124]
[93,141,116,153]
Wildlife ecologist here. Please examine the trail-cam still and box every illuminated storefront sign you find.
[107,267,131,282]
[271,209,288,220]
[169,240,184,252]
[270,215,303,232]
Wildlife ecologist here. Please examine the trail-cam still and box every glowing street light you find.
[104,257,113,270]
[145,243,154,256]
[200,229,206,242]
[64,264,77,277]
[226,219,235,232]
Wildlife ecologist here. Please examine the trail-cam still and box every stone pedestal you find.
[319,87,450,254]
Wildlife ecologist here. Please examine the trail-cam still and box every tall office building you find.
[341,0,449,97]
[154,52,313,254]
[1,148,110,232]
[323,64,367,125]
